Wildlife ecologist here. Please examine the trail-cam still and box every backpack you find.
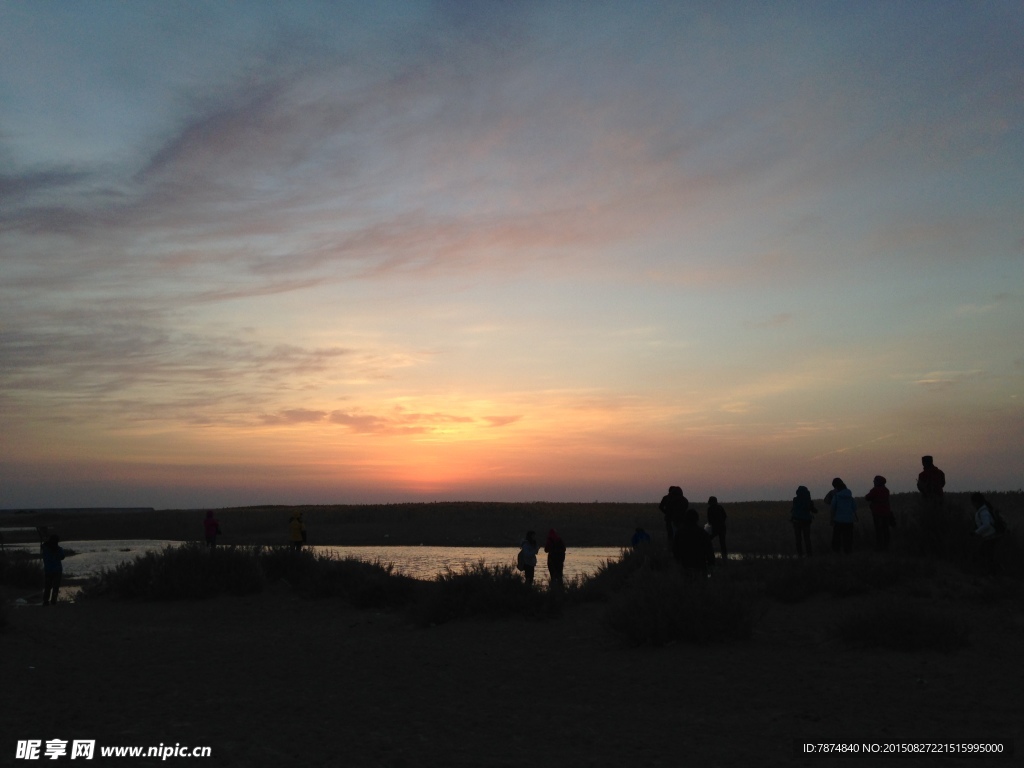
[516,548,529,572]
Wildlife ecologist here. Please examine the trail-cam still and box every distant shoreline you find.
[4,493,1019,550]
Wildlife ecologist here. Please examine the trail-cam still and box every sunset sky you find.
[2,2,1021,509]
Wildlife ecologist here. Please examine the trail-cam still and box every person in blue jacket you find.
[825,478,857,554]
[630,527,652,548]
[41,534,65,605]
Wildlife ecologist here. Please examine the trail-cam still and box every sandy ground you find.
[2,582,1022,768]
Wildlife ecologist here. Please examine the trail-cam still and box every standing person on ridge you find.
[826,478,857,554]
[203,510,222,548]
[790,486,817,557]
[289,511,307,550]
[658,486,688,546]
[706,496,728,562]
[916,455,945,513]
[864,476,893,551]
[544,528,567,587]
[41,534,65,605]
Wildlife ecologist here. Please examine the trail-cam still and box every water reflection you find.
[314,545,625,582]
[26,541,626,583]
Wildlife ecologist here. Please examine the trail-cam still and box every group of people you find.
[658,486,725,578]
[799,474,892,556]
[517,529,566,586]
[790,456,937,557]
[651,455,1004,574]
[790,455,1002,571]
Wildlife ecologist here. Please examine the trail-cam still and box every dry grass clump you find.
[80,544,417,608]
[249,544,418,605]
[604,564,758,647]
[829,598,971,651]
[754,552,934,604]
[411,562,562,626]
[0,550,44,589]
[82,543,265,600]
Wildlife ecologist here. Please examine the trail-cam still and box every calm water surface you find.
[49,541,626,583]
[316,545,625,582]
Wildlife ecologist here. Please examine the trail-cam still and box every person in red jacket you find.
[203,510,222,548]
[544,528,567,586]
[865,475,893,551]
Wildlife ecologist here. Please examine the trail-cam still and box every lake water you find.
[24,540,627,583]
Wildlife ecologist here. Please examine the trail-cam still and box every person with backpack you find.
[544,528,567,586]
[706,496,728,561]
[517,530,540,586]
[790,486,817,557]
[864,475,894,551]
[826,478,857,554]
[970,492,1003,575]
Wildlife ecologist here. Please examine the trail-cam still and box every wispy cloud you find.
[744,313,793,330]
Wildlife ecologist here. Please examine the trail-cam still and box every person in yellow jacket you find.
[289,511,307,550]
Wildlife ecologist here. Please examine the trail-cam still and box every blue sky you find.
[1,1,1021,508]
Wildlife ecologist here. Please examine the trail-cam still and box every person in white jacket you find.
[518,531,539,585]
[970,492,1001,575]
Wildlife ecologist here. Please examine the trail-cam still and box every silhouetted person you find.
[203,510,221,548]
[41,534,65,605]
[706,496,728,561]
[790,486,817,557]
[970,492,1002,576]
[917,455,945,513]
[864,475,893,551]
[659,486,688,544]
[672,509,715,578]
[289,511,306,550]
[826,478,857,554]
[631,527,651,548]
[518,530,539,585]
[544,528,566,586]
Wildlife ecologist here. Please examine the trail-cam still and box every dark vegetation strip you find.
[3,494,1021,647]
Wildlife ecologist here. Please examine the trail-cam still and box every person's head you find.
[831,477,846,490]
[873,475,886,487]
[46,534,59,547]
[970,492,986,509]
[669,485,682,496]
[708,496,718,505]
[796,485,810,498]
[685,509,699,527]
[526,530,536,541]
[922,455,934,467]
[205,510,214,518]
